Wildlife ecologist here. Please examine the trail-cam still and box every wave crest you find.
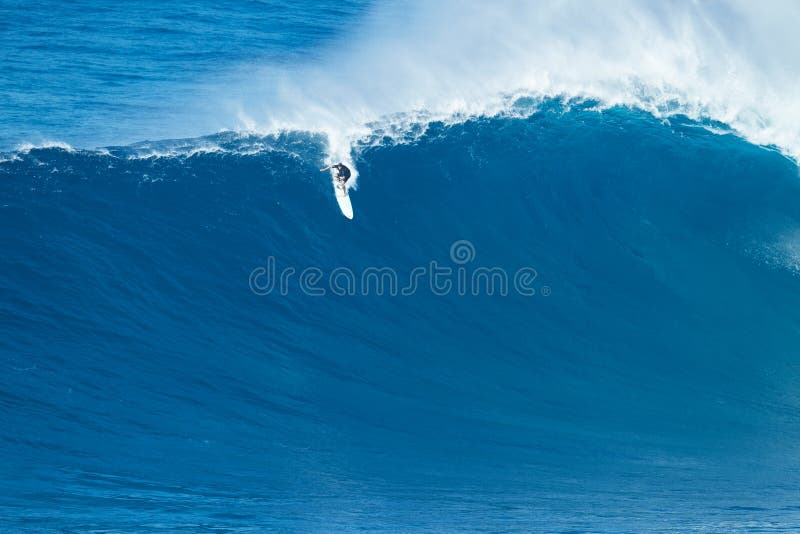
[228,0,800,162]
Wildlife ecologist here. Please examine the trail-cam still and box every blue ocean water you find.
[3,2,800,533]
[0,0,368,149]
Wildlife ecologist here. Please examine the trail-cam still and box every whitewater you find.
[4,0,800,164]
[224,0,800,167]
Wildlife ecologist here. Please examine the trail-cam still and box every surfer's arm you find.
[320,165,332,172]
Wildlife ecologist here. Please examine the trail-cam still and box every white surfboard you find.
[334,179,354,219]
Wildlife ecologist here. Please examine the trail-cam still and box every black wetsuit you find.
[334,163,351,181]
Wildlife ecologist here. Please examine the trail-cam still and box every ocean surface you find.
[3,1,800,532]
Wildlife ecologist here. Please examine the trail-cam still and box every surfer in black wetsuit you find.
[320,162,352,192]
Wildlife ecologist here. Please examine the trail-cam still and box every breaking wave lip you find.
[5,93,793,183]
[5,1,800,168]
[220,0,800,165]
[2,130,326,162]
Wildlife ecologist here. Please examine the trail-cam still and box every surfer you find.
[320,162,351,192]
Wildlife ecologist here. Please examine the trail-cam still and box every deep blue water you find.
[3,2,800,533]
[0,0,368,149]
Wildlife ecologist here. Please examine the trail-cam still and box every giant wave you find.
[3,102,800,531]
[4,0,800,531]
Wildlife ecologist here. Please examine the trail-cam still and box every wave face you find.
[3,106,800,531]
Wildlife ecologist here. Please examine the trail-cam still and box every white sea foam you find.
[123,144,225,160]
[14,141,75,154]
[227,0,800,167]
